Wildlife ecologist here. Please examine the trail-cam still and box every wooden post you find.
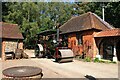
[113,43,116,57]
[113,38,117,62]
[18,41,23,49]
[2,41,5,61]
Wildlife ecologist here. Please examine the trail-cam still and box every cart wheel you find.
[35,50,43,58]
[38,52,44,58]
[35,46,43,58]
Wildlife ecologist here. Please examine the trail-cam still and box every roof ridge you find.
[59,12,115,34]
[1,22,18,26]
[89,12,95,29]
[92,13,114,29]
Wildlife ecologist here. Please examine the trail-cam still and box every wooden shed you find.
[0,22,24,60]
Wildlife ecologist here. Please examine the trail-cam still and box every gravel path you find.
[1,49,118,79]
[1,58,118,78]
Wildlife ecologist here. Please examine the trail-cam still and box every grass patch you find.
[93,58,117,64]
[75,56,117,64]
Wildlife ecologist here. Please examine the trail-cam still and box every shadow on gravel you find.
[53,60,74,64]
[85,75,96,80]
[84,75,119,80]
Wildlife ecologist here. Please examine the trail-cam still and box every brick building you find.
[59,12,120,61]
[0,22,24,60]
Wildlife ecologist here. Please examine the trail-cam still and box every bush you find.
[94,58,99,62]
[84,57,91,62]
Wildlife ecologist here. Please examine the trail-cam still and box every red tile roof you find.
[94,28,120,37]
[59,12,114,34]
[0,22,24,39]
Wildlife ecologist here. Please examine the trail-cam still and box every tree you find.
[75,2,120,28]
[2,2,40,49]
[2,2,120,49]
[105,2,120,28]
[2,2,76,48]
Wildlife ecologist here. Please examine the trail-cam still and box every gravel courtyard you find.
[1,50,119,79]
[1,58,118,78]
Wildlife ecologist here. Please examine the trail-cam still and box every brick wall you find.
[67,30,99,58]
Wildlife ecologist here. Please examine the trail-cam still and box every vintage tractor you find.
[35,29,74,62]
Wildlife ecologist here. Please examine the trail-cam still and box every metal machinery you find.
[55,47,74,63]
[35,29,74,62]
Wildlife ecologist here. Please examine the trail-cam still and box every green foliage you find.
[76,2,120,28]
[110,61,117,64]
[99,60,106,63]
[2,2,120,48]
[105,2,120,28]
[2,2,40,49]
[84,57,91,62]
[2,2,77,48]
[94,58,117,64]
[93,58,99,62]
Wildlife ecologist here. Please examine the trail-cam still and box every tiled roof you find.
[0,22,24,39]
[59,12,114,34]
[94,28,120,37]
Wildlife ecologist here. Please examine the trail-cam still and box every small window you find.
[76,33,83,45]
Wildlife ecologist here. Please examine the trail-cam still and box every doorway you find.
[99,38,114,61]
[103,42,114,61]
[116,40,120,61]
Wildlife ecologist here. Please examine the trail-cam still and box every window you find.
[76,33,83,45]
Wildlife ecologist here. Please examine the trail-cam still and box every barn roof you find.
[0,22,24,39]
[59,12,114,34]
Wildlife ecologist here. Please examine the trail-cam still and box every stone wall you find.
[5,41,18,52]
[2,39,23,60]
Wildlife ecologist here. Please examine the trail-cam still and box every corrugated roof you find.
[94,28,120,37]
[59,12,114,34]
[0,22,24,39]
